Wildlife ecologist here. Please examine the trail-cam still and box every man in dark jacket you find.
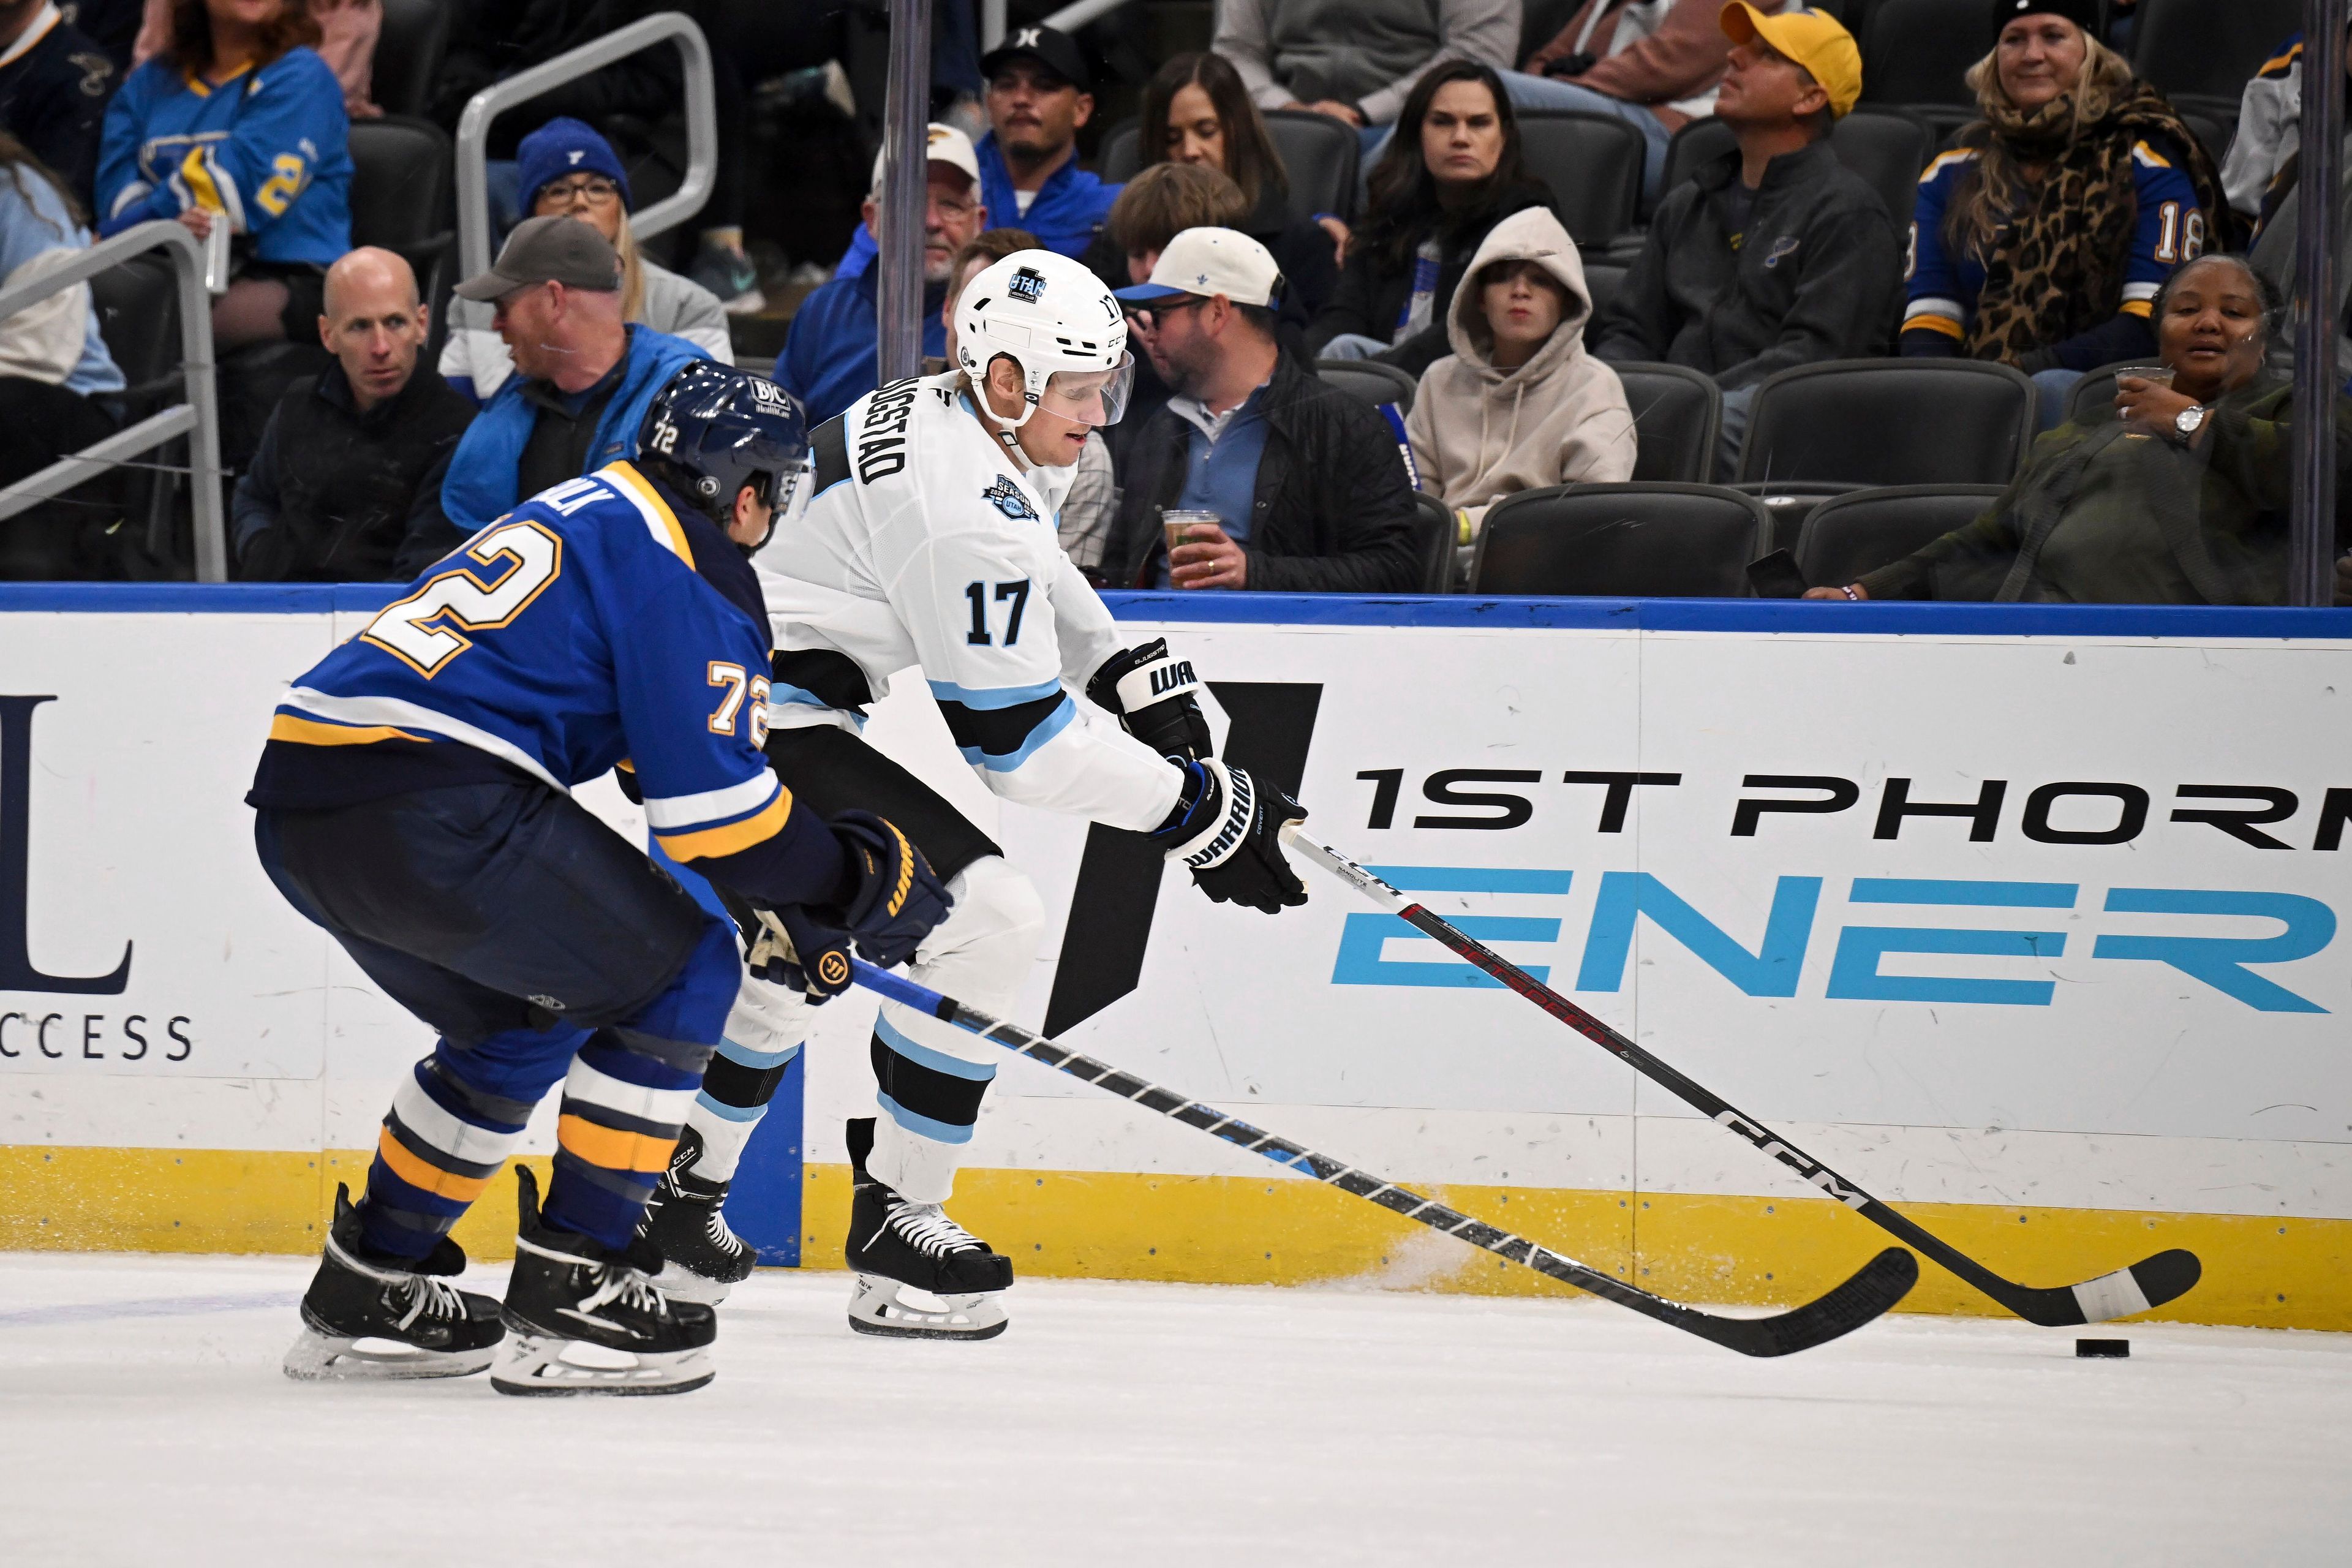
[232,249,474,581]
[1110,227,1421,593]
[0,0,116,207]
[1591,4,1897,475]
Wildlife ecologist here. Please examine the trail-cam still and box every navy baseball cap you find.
[516,117,634,212]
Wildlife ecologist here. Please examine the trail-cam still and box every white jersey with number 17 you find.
[748,372,1183,833]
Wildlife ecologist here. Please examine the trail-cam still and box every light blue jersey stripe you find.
[717,1036,803,1071]
[693,1090,767,1123]
[928,676,1064,710]
[877,1091,976,1144]
[873,1014,997,1081]
[956,694,1078,772]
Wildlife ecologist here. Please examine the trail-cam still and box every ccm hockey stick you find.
[849,959,1915,1357]
[1284,831,2201,1328]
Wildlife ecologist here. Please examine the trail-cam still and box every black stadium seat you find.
[1580,260,1626,322]
[1411,492,1457,593]
[371,0,450,120]
[1471,483,1765,597]
[1660,115,1736,196]
[1831,107,1931,226]
[1316,358,1417,414]
[1793,483,2008,589]
[1863,0,1995,107]
[347,117,456,339]
[1737,359,2036,488]
[88,254,187,557]
[1099,110,1360,227]
[1613,363,1721,484]
[1517,111,1645,248]
[2132,0,2302,105]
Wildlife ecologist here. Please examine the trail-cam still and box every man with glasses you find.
[778,122,988,427]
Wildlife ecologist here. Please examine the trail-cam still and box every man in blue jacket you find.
[438,215,710,535]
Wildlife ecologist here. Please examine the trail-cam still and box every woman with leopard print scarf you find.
[1901,0,2225,428]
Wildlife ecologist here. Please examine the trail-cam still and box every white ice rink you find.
[4,1252,2348,1566]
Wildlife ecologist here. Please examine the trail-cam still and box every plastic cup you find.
[2114,365,2175,388]
[1163,509,1221,558]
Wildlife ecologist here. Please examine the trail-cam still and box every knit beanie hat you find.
[515,117,635,213]
[1988,0,2104,39]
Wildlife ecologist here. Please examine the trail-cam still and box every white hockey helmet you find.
[954,249,1135,432]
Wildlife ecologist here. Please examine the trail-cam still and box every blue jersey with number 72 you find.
[254,461,841,907]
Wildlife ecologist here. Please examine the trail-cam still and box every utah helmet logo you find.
[981,475,1039,521]
[1007,266,1047,303]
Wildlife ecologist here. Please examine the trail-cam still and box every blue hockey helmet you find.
[638,361,813,518]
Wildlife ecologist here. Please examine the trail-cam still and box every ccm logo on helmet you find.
[856,379,921,484]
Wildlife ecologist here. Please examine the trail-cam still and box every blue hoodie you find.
[832,132,1119,279]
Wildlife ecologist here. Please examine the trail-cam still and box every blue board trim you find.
[4,582,2350,641]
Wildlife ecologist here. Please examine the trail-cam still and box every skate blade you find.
[650,1262,735,1306]
[281,1325,496,1381]
[489,1332,715,1396]
[846,1275,1008,1340]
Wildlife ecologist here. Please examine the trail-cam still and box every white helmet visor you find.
[1037,352,1136,428]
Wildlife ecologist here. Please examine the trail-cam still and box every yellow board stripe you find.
[1904,314,1966,340]
[556,1114,677,1174]
[374,1126,492,1202]
[605,459,695,568]
[654,787,791,861]
[269,714,428,747]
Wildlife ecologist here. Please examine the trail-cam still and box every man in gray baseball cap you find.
[437,215,716,535]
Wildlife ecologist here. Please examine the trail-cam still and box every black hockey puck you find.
[2076,1338,2130,1358]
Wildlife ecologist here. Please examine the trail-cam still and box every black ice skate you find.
[842,1117,1012,1340]
[492,1164,717,1396]
[282,1183,504,1381]
[636,1126,755,1305]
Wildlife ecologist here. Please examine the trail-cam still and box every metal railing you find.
[0,220,225,581]
[983,0,1134,52]
[454,10,718,284]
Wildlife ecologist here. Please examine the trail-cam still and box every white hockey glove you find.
[1087,639,1213,763]
[1149,759,1308,914]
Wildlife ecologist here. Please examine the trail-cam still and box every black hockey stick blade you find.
[1284,832,2203,1327]
[849,960,1916,1357]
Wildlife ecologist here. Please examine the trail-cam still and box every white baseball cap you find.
[869,123,981,198]
[1113,227,1285,310]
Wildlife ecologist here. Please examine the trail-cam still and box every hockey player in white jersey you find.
[636,247,1310,1337]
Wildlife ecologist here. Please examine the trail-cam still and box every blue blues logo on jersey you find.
[1007,266,1047,303]
[982,476,1038,521]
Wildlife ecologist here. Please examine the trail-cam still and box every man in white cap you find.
[778,123,988,426]
[1111,227,1421,592]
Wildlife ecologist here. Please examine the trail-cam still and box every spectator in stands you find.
[1125,50,1342,316]
[95,0,351,350]
[232,246,472,579]
[68,0,142,70]
[780,122,984,428]
[1808,254,2351,605]
[1110,226,1420,592]
[835,24,1112,282]
[440,117,731,405]
[1213,0,1516,148]
[1409,206,1635,548]
[1097,160,1255,461]
[1901,0,2223,431]
[133,0,383,119]
[436,214,708,535]
[1307,59,1554,379]
[0,127,123,578]
[0,0,118,208]
[2220,28,2352,239]
[930,226,1118,581]
[1502,0,1798,205]
[1593,4,1894,476]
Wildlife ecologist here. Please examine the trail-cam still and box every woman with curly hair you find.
[1902,0,2223,428]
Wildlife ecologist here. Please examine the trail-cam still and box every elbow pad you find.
[1086,638,1213,762]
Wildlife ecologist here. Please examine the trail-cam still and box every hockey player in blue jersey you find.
[251,362,951,1396]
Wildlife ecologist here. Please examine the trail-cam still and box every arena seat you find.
[1862,0,1996,107]
[1660,115,1737,196]
[1517,111,1645,247]
[2132,0,2303,105]
[87,254,187,559]
[1654,108,1922,227]
[1316,358,1418,413]
[371,0,450,120]
[1580,260,1626,322]
[1099,110,1359,227]
[347,116,455,360]
[1613,363,1721,485]
[1737,360,2037,488]
[1411,491,1457,594]
[1471,482,1765,597]
[1793,483,2008,590]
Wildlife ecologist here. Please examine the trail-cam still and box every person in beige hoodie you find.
[1407,205,1637,548]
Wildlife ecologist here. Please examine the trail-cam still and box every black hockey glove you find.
[1150,760,1308,914]
[1087,639,1213,763]
[744,812,951,1003]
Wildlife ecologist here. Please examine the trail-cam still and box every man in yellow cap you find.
[1591,1,1900,477]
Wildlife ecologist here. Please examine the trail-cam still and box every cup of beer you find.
[1163,509,1222,561]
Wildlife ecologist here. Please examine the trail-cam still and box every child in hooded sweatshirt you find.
[1407,204,1636,560]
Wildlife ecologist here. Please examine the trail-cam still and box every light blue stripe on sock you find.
[873,1013,997,1081]
[694,1090,768,1123]
[717,1036,803,1070]
[876,1091,975,1145]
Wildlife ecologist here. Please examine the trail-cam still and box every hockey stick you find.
[848,959,1915,1357]
[1283,831,2202,1327]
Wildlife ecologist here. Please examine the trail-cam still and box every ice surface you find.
[3,1252,2347,1564]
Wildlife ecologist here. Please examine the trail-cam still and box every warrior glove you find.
[1088,639,1213,763]
[747,812,951,1001]
[1151,760,1308,914]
